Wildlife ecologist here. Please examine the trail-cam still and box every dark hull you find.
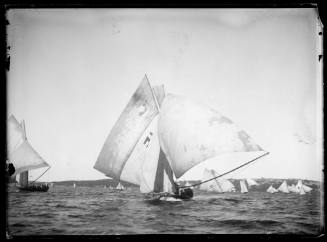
[18,185,49,192]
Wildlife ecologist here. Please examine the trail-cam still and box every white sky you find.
[7,8,323,182]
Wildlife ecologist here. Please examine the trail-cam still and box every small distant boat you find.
[115,182,125,190]
[240,180,248,193]
[73,183,76,188]
[296,180,312,193]
[277,180,289,193]
[266,185,278,193]
[288,184,298,193]
[246,178,259,187]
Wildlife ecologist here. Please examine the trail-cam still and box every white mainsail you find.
[157,94,266,180]
[240,180,248,193]
[94,77,160,180]
[266,185,278,193]
[277,180,290,193]
[94,78,176,194]
[116,182,125,190]
[295,180,312,193]
[7,115,50,182]
[246,178,259,187]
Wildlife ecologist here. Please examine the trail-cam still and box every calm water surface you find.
[7,186,323,235]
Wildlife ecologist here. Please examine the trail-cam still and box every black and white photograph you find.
[5,7,324,236]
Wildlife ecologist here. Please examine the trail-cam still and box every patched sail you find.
[278,180,290,193]
[158,94,265,179]
[7,115,49,176]
[240,180,248,193]
[94,76,160,180]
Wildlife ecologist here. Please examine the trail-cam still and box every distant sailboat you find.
[277,180,290,193]
[73,183,76,188]
[115,182,125,190]
[302,184,313,193]
[199,168,223,193]
[240,180,248,193]
[288,184,298,193]
[7,115,50,192]
[219,179,236,192]
[296,180,312,193]
[246,178,259,187]
[93,75,269,200]
[266,185,278,193]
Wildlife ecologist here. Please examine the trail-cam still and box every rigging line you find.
[179,151,270,189]
[30,167,50,184]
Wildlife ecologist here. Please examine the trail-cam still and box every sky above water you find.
[7,8,323,182]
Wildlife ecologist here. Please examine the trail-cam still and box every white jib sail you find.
[158,94,265,180]
[266,185,278,193]
[7,115,49,176]
[240,180,248,193]
[278,181,290,193]
[94,76,160,180]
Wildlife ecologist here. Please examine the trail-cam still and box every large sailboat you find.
[7,115,50,192]
[93,75,268,200]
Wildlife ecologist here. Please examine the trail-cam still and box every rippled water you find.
[7,186,323,235]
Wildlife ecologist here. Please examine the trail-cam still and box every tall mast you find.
[21,120,27,140]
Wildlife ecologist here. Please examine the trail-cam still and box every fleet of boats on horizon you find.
[6,75,314,199]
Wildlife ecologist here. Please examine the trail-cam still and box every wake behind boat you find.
[93,75,269,201]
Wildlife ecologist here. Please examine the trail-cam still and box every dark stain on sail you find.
[208,115,232,126]
[144,136,151,147]
[238,130,262,151]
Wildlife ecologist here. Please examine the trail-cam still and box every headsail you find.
[240,180,248,193]
[7,115,49,176]
[266,185,278,193]
[94,76,160,180]
[277,180,289,193]
[158,94,265,179]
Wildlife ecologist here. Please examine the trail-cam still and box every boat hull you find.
[18,185,49,192]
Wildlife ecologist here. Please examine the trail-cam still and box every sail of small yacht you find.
[7,115,50,192]
[246,178,259,187]
[277,180,290,193]
[240,180,248,193]
[266,185,278,193]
